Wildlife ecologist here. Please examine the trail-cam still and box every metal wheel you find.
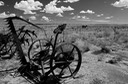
[50,43,82,79]
[28,39,53,75]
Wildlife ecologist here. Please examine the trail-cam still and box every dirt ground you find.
[1,49,128,84]
[1,23,128,84]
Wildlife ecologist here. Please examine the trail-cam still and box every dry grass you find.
[89,78,105,84]
[1,22,128,84]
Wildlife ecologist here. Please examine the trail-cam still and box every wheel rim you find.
[28,39,53,74]
[50,43,81,79]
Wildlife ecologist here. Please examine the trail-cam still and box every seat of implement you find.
[53,24,67,34]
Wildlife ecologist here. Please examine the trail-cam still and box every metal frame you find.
[0,16,82,84]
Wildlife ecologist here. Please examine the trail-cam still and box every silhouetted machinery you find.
[0,16,82,84]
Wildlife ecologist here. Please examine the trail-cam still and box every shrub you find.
[100,46,111,54]
[74,39,90,53]
[82,25,87,28]
[89,78,105,84]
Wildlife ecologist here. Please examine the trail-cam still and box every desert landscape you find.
[1,19,128,84]
[1,0,128,84]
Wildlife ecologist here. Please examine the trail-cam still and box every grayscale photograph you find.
[0,0,128,84]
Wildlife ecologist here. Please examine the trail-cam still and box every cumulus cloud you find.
[43,0,74,14]
[72,15,81,19]
[72,15,90,21]
[14,0,43,14]
[56,13,63,17]
[72,15,110,22]
[85,10,95,14]
[29,16,36,20]
[80,10,95,14]
[24,11,36,14]
[43,0,63,14]
[57,0,61,3]
[63,0,79,3]
[97,14,104,17]
[0,1,4,6]
[105,16,113,19]
[70,12,74,15]
[0,12,16,18]
[111,0,128,8]
[80,10,86,13]
[81,16,89,19]
[61,6,74,11]
[41,16,51,22]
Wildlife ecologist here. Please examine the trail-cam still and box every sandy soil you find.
[1,46,128,84]
[63,50,128,84]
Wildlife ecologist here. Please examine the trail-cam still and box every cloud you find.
[80,10,86,13]
[43,0,74,14]
[80,10,95,14]
[63,0,79,3]
[24,11,36,14]
[57,0,61,3]
[56,13,63,17]
[70,12,74,15]
[81,16,89,19]
[96,14,104,17]
[29,16,36,20]
[85,10,95,14]
[41,16,51,22]
[61,6,74,11]
[105,16,113,19]
[0,12,16,18]
[72,15,90,21]
[43,0,63,14]
[111,0,128,8]
[72,15,81,19]
[0,1,4,6]
[71,15,110,22]
[14,0,43,14]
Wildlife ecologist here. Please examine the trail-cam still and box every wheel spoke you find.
[60,46,64,53]
[45,65,58,76]
[51,43,82,79]
[59,68,64,76]
[54,61,67,64]
[39,40,42,50]
[67,59,78,62]
[28,39,54,78]
[69,47,75,56]
[67,65,73,76]
[44,66,50,69]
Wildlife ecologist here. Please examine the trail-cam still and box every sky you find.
[0,0,128,24]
